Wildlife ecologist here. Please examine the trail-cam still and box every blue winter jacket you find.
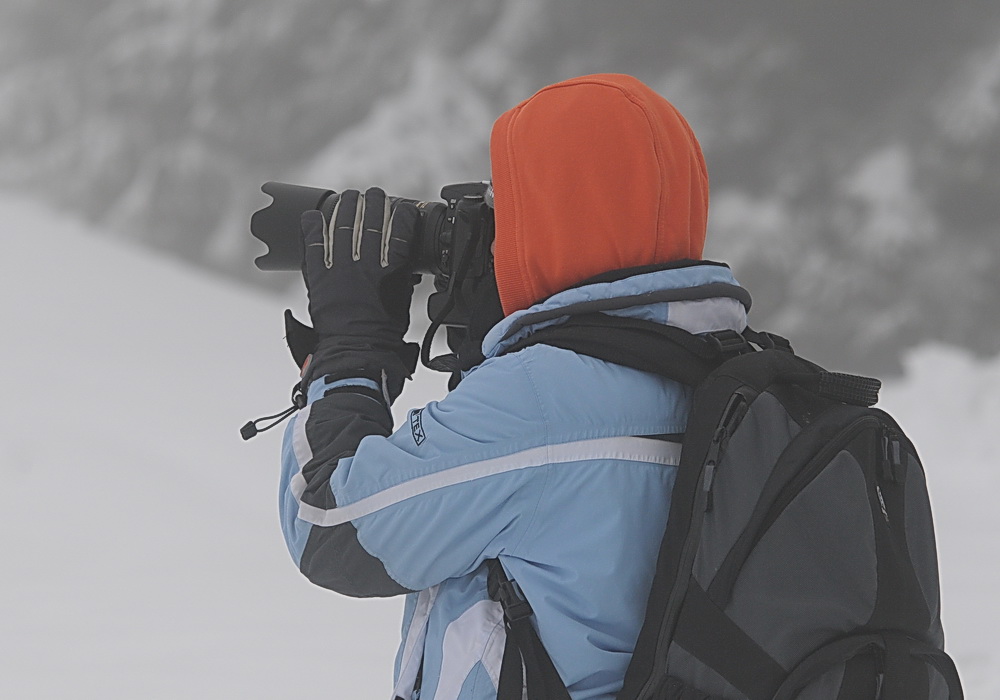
[279,263,750,699]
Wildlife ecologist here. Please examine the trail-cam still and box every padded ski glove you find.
[290,187,420,402]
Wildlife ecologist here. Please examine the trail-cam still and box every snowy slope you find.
[0,195,994,697]
[0,194,447,699]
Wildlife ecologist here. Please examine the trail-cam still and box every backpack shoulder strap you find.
[487,559,571,700]
[501,313,759,385]
[489,316,760,699]
[504,315,881,408]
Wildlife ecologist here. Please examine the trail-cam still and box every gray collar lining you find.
[500,282,753,342]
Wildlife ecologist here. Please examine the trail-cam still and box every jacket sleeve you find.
[278,355,549,596]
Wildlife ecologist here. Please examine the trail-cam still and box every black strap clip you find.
[743,327,794,353]
[702,329,751,357]
[487,560,534,622]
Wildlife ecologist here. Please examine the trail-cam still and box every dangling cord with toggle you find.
[240,381,306,440]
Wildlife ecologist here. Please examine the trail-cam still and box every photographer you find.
[277,74,746,700]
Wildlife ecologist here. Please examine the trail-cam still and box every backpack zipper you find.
[635,392,750,700]
[874,645,886,700]
[879,423,905,484]
[704,391,750,512]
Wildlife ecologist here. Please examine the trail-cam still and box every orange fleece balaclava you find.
[489,74,709,316]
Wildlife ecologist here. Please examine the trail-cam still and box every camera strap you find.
[419,222,483,375]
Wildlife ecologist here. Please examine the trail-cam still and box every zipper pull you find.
[241,382,306,440]
[703,426,727,512]
[879,425,904,483]
[703,461,718,512]
[874,646,886,700]
[879,426,893,483]
[889,436,904,482]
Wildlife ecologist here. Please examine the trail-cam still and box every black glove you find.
[286,187,420,401]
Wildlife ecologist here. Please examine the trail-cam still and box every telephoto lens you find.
[250,181,492,277]
[250,182,448,274]
[250,180,494,338]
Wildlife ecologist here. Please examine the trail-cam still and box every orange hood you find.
[489,74,709,315]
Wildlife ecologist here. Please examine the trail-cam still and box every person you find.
[277,73,751,700]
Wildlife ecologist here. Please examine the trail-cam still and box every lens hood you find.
[250,181,336,271]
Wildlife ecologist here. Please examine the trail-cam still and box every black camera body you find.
[250,181,495,330]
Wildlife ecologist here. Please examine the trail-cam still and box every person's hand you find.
[285,187,420,400]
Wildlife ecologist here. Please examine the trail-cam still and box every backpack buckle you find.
[740,327,794,353]
[487,560,534,622]
[702,329,751,357]
[495,579,534,621]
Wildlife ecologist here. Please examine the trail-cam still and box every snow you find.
[0,194,995,697]
[0,194,446,699]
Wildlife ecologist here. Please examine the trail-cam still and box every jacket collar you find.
[482,262,751,359]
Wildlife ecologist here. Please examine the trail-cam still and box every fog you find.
[1,2,997,697]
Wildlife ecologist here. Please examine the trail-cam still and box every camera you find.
[250,180,495,332]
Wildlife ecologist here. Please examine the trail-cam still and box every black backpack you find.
[486,313,963,700]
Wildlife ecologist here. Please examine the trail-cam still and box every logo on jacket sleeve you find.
[409,409,426,446]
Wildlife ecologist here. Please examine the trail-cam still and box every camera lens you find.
[408,200,449,277]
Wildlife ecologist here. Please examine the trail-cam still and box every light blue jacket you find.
[279,263,750,699]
